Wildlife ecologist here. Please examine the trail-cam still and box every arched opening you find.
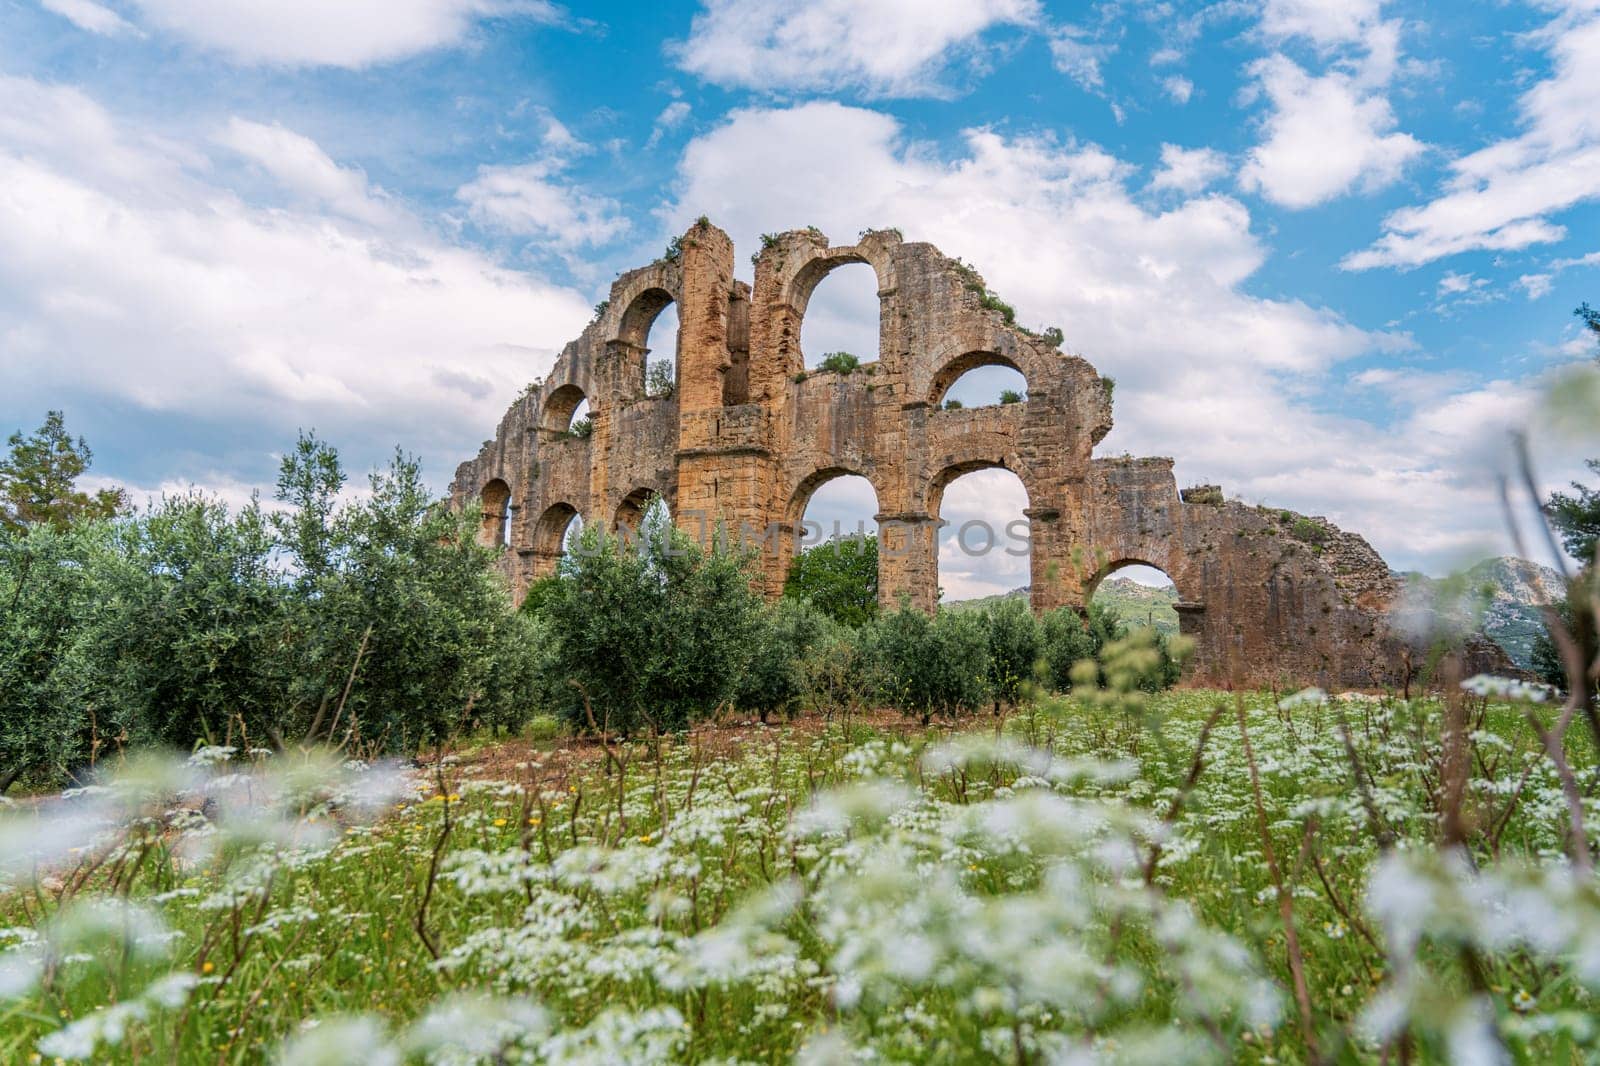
[785,470,881,625]
[543,384,589,434]
[566,397,592,437]
[932,466,1030,605]
[1087,562,1180,636]
[644,302,679,398]
[532,501,581,576]
[478,479,511,548]
[615,489,670,537]
[799,261,879,373]
[929,352,1028,409]
[937,365,1028,411]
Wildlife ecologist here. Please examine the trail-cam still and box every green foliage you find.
[1039,326,1065,348]
[1039,603,1119,693]
[783,535,878,626]
[0,521,114,790]
[999,388,1023,405]
[1101,377,1115,399]
[863,605,991,724]
[661,235,684,263]
[980,597,1040,711]
[760,232,781,249]
[817,351,860,374]
[1,411,128,534]
[1290,517,1329,545]
[943,398,964,411]
[1547,458,1600,563]
[977,290,1017,325]
[646,359,676,399]
[567,417,594,439]
[533,524,763,736]
[0,433,539,786]
[1578,301,1600,353]
[738,598,833,723]
[591,298,609,322]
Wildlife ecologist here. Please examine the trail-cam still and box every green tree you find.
[0,411,127,533]
[783,535,879,626]
[981,597,1040,713]
[739,598,833,723]
[0,521,113,791]
[863,605,991,725]
[818,351,860,374]
[1039,603,1119,693]
[999,389,1024,405]
[537,523,762,736]
[646,359,676,398]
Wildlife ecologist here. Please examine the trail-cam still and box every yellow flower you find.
[202,961,215,974]
[493,818,508,828]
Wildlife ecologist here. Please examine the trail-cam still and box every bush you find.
[739,598,832,723]
[864,605,991,725]
[818,351,860,375]
[1039,603,1119,693]
[0,521,115,791]
[980,597,1040,713]
[0,433,543,787]
[1290,517,1329,545]
[999,389,1023,405]
[783,535,878,626]
[536,523,762,736]
[943,399,964,411]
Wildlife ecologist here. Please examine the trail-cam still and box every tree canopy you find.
[0,411,127,534]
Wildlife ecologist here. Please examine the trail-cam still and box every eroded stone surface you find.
[452,220,1408,688]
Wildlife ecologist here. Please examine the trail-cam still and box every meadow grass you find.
[1,686,1597,1064]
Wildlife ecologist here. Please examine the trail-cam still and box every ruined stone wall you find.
[452,219,1407,688]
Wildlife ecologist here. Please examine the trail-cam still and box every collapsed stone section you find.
[452,219,1408,688]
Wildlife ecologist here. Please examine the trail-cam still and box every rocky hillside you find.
[1397,556,1565,671]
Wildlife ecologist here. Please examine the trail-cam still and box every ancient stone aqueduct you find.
[452,220,1406,688]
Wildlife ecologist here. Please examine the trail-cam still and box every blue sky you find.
[1,0,1597,598]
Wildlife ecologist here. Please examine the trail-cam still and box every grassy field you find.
[1,686,1597,1064]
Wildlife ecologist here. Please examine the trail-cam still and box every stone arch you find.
[530,501,582,578]
[913,325,1054,411]
[541,384,589,433]
[925,459,1033,603]
[478,478,512,547]
[1083,556,1192,604]
[918,432,1038,517]
[770,465,885,599]
[928,351,1028,408]
[779,243,897,377]
[613,486,668,533]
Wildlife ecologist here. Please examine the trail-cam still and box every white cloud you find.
[1345,6,1600,269]
[217,118,400,227]
[125,0,560,67]
[646,101,692,150]
[1237,53,1422,209]
[39,0,137,35]
[1049,25,1113,92]
[457,162,630,251]
[1161,74,1194,104]
[670,0,1039,96]
[1519,273,1555,300]
[1150,143,1229,194]
[663,101,1579,574]
[1436,271,1477,296]
[1258,0,1384,49]
[0,75,591,488]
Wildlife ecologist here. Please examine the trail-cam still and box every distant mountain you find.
[1398,556,1565,671]
[944,578,1180,635]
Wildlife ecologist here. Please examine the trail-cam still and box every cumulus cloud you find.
[0,74,590,490]
[124,0,561,68]
[670,0,1039,97]
[1238,53,1422,209]
[1238,0,1422,209]
[1161,75,1194,104]
[457,163,631,251]
[662,101,1579,572]
[39,0,137,35]
[1345,5,1600,269]
[1149,143,1229,194]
